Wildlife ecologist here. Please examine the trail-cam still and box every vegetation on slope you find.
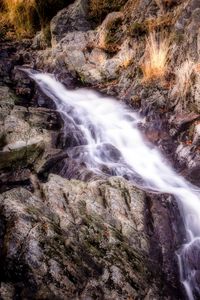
[0,0,72,38]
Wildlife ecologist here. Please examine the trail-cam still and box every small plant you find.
[141,32,171,82]
[155,0,179,10]
[129,22,147,38]
[145,12,174,32]
[88,0,127,24]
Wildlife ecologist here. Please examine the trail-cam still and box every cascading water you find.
[29,71,200,300]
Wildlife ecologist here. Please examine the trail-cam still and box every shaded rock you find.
[0,137,45,170]
[51,0,91,45]
[0,88,63,185]
[185,164,200,187]
[146,193,185,292]
[32,30,50,50]
[11,67,33,99]
[0,86,16,122]
[0,283,15,300]
[193,122,200,145]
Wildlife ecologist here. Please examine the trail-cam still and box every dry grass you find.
[1,0,36,37]
[141,32,171,82]
[155,0,180,10]
[0,0,68,38]
[172,59,195,98]
[89,0,127,23]
[145,12,174,31]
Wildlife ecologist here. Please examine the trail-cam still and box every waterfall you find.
[29,71,200,300]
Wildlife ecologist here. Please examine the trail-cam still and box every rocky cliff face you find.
[0,0,199,299]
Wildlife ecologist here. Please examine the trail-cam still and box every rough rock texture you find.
[0,82,64,190]
[51,0,92,45]
[0,175,183,299]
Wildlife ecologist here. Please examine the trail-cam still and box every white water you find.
[29,71,200,299]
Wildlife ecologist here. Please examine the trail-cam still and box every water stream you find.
[29,71,200,300]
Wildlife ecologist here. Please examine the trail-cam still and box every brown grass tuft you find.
[1,0,36,37]
[141,32,171,82]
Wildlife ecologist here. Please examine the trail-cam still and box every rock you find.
[185,164,200,187]
[0,86,17,148]
[1,2,199,299]
[0,85,16,105]
[51,0,91,45]
[176,143,196,169]
[193,122,200,145]
[0,88,63,184]
[0,86,16,121]
[11,67,33,99]
[3,107,52,146]
[0,283,15,300]
[31,30,50,50]
[0,175,183,299]
[0,40,33,86]
[146,193,185,290]
[0,137,45,170]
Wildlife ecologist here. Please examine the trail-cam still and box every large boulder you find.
[51,0,91,45]
[0,174,183,299]
[0,88,63,186]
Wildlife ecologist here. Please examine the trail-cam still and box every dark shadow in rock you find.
[185,165,200,188]
[145,192,186,299]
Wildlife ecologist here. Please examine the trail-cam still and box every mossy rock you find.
[105,16,123,51]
